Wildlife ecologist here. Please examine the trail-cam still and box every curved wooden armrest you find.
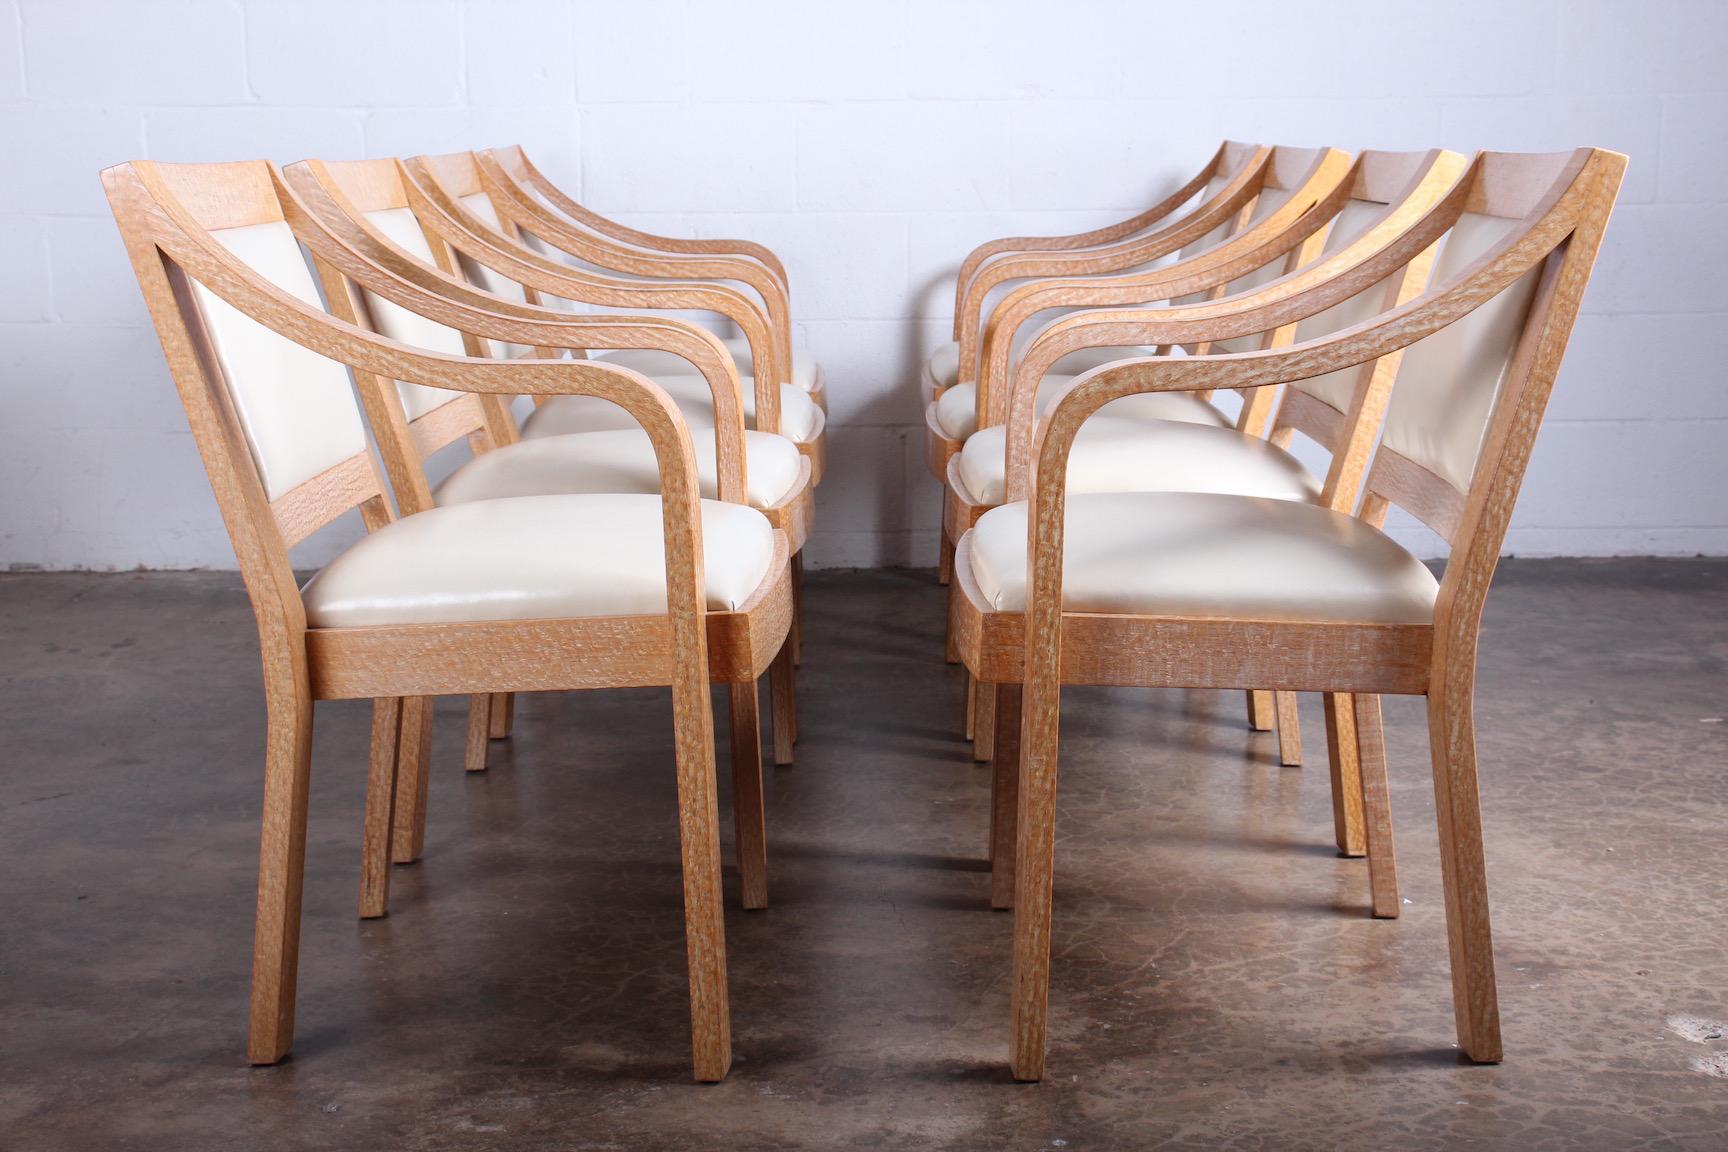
[401,157,783,436]
[955,147,1273,388]
[277,178,751,505]
[1009,170,1599,507]
[502,144,789,287]
[949,141,1241,338]
[475,148,795,391]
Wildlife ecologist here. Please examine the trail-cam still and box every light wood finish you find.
[476,145,799,406]
[105,159,801,1082]
[950,148,1626,1079]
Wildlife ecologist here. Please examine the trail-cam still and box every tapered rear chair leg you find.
[358,696,402,920]
[728,680,769,910]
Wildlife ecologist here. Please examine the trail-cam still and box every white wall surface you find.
[1,0,1724,570]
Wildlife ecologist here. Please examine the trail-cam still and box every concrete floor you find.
[1,561,1725,1150]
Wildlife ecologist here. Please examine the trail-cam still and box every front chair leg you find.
[769,639,796,767]
[1009,677,1061,1082]
[463,695,491,773]
[1244,690,1275,731]
[1275,691,1303,766]
[248,679,315,1065]
[989,684,1022,910]
[1353,694,1399,917]
[669,688,732,1081]
[1427,688,1503,1062]
[938,527,954,586]
[728,680,769,910]
[1324,693,1368,857]
[358,697,403,920]
[391,696,435,865]
[973,682,996,762]
[790,551,804,667]
[487,692,515,739]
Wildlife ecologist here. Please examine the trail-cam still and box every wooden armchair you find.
[950,150,1468,784]
[402,150,829,481]
[283,158,807,775]
[949,147,1626,1079]
[476,144,827,415]
[105,158,795,1082]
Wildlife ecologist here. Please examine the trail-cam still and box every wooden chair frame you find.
[933,139,1245,404]
[949,147,1626,1080]
[402,151,830,481]
[474,145,817,412]
[278,157,804,855]
[924,144,1350,502]
[948,150,1468,799]
[106,158,795,1082]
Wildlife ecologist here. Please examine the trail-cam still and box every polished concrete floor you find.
[2,561,1725,1150]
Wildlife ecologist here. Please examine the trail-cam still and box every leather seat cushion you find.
[957,419,1319,506]
[518,375,820,443]
[935,376,1228,442]
[435,429,804,510]
[967,492,1438,622]
[302,494,775,628]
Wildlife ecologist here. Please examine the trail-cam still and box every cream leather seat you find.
[520,371,821,443]
[967,491,1438,621]
[436,428,804,510]
[956,418,1318,506]
[934,370,1228,442]
[302,493,775,628]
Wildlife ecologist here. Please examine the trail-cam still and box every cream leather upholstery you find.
[1382,212,1540,491]
[359,206,467,420]
[967,492,1438,622]
[956,419,1318,506]
[302,493,775,627]
[597,339,821,395]
[927,340,962,391]
[435,428,803,510]
[934,372,1227,442]
[520,375,821,444]
[192,221,369,501]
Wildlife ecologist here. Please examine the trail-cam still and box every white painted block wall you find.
[1,0,1724,570]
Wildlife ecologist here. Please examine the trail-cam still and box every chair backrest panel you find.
[1280,197,1413,410]
[358,205,467,420]
[1380,211,1541,492]
[189,220,369,501]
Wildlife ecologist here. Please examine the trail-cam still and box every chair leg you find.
[247,680,315,1065]
[358,697,402,920]
[1354,694,1400,918]
[944,578,960,665]
[938,527,954,586]
[391,696,435,865]
[1245,689,1275,731]
[769,639,796,767]
[790,551,804,668]
[1009,676,1060,1082]
[463,695,490,773]
[963,673,977,740]
[669,684,732,1081]
[488,692,514,740]
[990,684,1022,910]
[728,680,769,911]
[1427,689,1502,1062]
[1324,693,1367,857]
[973,681,996,762]
[1275,691,1303,766]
